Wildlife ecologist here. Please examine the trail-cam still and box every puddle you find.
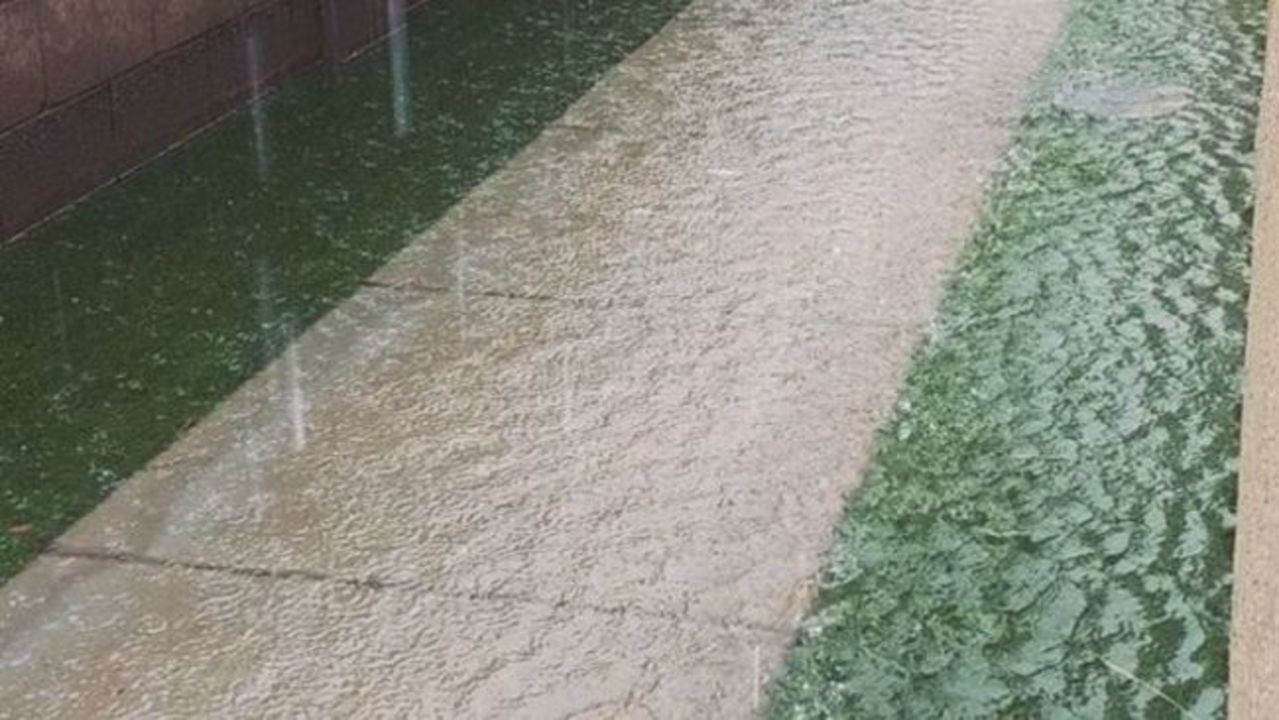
[1054,75,1193,120]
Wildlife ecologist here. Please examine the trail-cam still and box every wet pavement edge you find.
[1231,0,1279,716]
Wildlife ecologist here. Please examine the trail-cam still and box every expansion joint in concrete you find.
[44,543,789,640]
[45,544,400,591]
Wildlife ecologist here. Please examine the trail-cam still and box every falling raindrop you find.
[454,236,468,313]
[51,269,72,375]
[281,315,309,452]
[245,26,272,181]
[388,0,413,138]
[255,260,308,452]
[255,259,277,356]
[561,0,574,82]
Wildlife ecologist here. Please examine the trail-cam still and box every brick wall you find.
[0,0,415,243]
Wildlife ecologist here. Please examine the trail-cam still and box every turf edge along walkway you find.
[768,0,1265,716]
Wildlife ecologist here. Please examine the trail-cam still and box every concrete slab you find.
[57,289,899,630]
[369,0,1062,325]
[0,0,1065,713]
[1,555,786,717]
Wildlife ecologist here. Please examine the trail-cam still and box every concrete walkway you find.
[0,0,1062,715]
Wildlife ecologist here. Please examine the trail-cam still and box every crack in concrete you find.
[45,544,401,591]
[45,543,790,640]
[359,278,586,306]
[358,278,912,330]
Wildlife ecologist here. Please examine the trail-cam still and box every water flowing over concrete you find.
[0,0,1063,714]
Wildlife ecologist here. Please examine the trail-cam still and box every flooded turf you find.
[0,0,691,580]
[769,0,1264,716]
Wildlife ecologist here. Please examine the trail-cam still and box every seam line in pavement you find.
[147,451,217,473]
[46,544,400,591]
[359,278,915,330]
[45,543,791,639]
[360,278,577,305]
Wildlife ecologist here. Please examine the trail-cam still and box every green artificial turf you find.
[768,0,1265,716]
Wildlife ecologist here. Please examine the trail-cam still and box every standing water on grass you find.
[769,0,1264,716]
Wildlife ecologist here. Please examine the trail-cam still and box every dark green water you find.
[0,0,688,581]
[770,0,1264,716]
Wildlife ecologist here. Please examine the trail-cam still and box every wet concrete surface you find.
[0,0,1064,714]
